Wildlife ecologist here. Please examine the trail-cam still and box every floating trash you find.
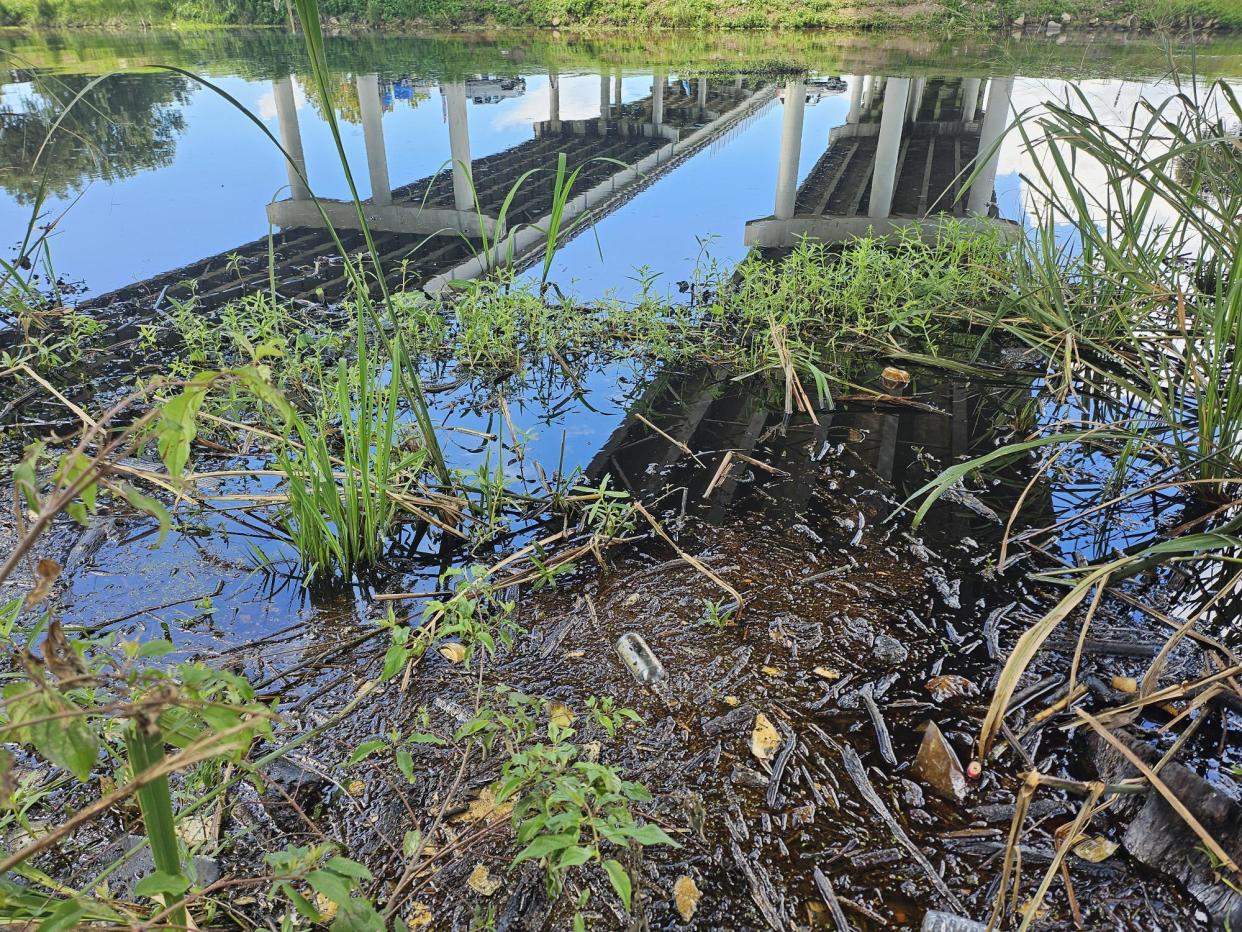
[616,631,666,684]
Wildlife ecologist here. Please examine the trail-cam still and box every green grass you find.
[3,0,1238,30]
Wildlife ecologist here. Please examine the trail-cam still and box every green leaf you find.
[602,859,631,911]
[395,749,415,784]
[118,483,171,542]
[405,732,446,746]
[134,870,191,898]
[557,845,595,869]
[137,639,177,659]
[278,881,321,921]
[345,739,387,766]
[156,385,208,479]
[307,868,353,906]
[3,684,98,781]
[327,857,373,881]
[512,832,579,865]
[624,823,680,848]
[36,897,86,932]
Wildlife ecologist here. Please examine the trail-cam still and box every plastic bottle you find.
[616,632,666,684]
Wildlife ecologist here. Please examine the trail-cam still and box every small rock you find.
[1060,11,1072,22]
[900,778,925,808]
[1012,13,1025,26]
[872,634,909,666]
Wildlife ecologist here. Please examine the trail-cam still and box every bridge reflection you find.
[82,69,1013,314]
[746,74,1013,247]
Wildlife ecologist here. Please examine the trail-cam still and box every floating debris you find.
[751,713,781,763]
[616,631,666,684]
[925,674,979,703]
[912,721,969,801]
[673,874,701,922]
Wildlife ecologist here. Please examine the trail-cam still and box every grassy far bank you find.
[1,0,1240,30]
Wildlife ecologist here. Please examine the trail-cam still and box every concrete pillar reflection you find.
[861,76,876,112]
[774,78,807,221]
[548,69,561,127]
[356,74,391,206]
[869,77,911,219]
[614,72,623,114]
[960,78,981,121]
[907,77,925,121]
[652,71,665,125]
[968,76,1013,215]
[697,77,708,113]
[443,82,473,212]
[273,76,310,200]
[848,76,864,123]
[599,73,610,131]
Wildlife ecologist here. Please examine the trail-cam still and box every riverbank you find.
[1,0,1239,31]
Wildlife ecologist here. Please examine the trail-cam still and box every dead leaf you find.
[438,642,467,663]
[723,695,740,707]
[912,720,968,801]
[880,366,911,389]
[760,665,784,677]
[548,701,575,729]
[455,785,514,824]
[925,674,979,703]
[1111,675,1138,694]
[408,902,434,928]
[751,713,780,762]
[673,874,701,922]
[467,863,502,896]
[1073,836,1119,862]
[346,779,366,797]
[812,667,840,681]
[314,893,338,922]
[25,558,61,608]
[43,619,87,683]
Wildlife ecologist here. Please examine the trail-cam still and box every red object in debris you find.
[966,760,983,780]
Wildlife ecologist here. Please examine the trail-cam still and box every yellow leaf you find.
[751,713,780,762]
[760,665,783,677]
[723,695,740,707]
[438,642,467,663]
[1111,675,1138,694]
[467,862,502,896]
[454,786,514,824]
[812,667,840,680]
[408,901,434,928]
[1073,835,1119,862]
[346,779,366,797]
[314,893,338,922]
[673,874,701,922]
[548,701,575,729]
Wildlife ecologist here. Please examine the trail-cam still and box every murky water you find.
[4,26,1242,931]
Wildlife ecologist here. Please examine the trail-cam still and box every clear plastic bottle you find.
[616,632,666,684]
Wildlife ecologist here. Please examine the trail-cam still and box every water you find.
[4,27,1242,930]
[3,29,1240,304]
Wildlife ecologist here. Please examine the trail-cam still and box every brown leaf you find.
[912,721,968,801]
[24,558,61,608]
[925,674,979,703]
[43,619,87,683]
[751,713,780,763]
[673,874,701,922]
[880,366,911,389]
